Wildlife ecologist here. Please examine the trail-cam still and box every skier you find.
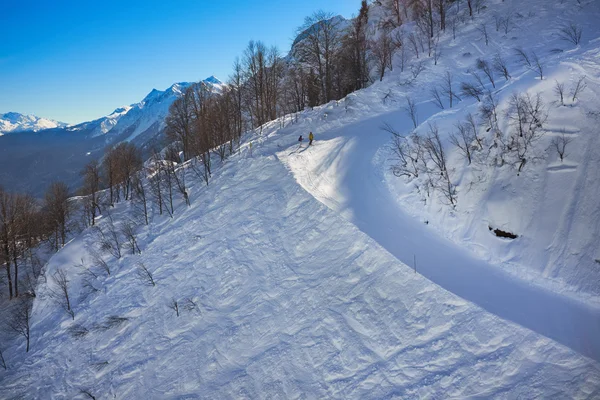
[308,131,314,146]
[249,141,253,157]
[298,135,304,143]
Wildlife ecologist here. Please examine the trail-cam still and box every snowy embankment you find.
[2,0,600,397]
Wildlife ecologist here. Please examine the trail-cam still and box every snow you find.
[0,112,68,134]
[2,0,600,397]
[1,154,598,398]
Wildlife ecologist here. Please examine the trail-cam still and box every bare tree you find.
[137,263,156,287]
[477,24,490,46]
[480,92,501,133]
[505,92,548,172]
[80,160,102,227]
[430,86,445,109]
[571,76,587,102]
[394,32,409,72]
[410,61,426,81]
[408,33,421,59]
[450,121,475,164]
[52,269,74,320]
[404,97,419,128]
[500,13,513,34]
[432,33,442,65]
[423,124,456,206]
[121,220,141,255]
[90,249,110,277]
[476,58,496,88]
[44,181,72,250]
[441,71,461,108]
[465,112,483,149]
[8,300,31,352]
[514,47,532,68]
[531,52,544,80]
[461,81,484,102]
[493,54,511,80]
[554,81,565,106]
[131,173,149,225]
[493,14,503,32]
[95,215,122,259]
[382,122,422,179]
[295,11,343,104]
[558,22,582,45]
[369,29,398,81]
[552,132,573,162]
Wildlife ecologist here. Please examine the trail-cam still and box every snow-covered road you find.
[282,111,600,362]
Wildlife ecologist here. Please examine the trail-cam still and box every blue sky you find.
[0,0,358,124]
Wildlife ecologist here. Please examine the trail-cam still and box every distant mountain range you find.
[0,76,223,197]
[0,112,68,135]
[0,76,224,140]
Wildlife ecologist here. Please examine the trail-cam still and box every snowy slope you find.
[0,112,68,134]
[2,0,600,397]
[0,153,599,399]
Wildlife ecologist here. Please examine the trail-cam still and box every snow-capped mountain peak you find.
[0,112,68,134]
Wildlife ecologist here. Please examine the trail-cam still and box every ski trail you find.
[281,112,600,362]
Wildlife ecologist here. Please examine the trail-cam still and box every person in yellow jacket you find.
[308,131,314,146]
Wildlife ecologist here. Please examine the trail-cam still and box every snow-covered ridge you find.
[0,112,68,134]
[67,77,223,141]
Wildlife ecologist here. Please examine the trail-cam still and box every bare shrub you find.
[168,298,180,317]
[430,87,445,109]
[554,81,565,105]
[450,122,476,164]
[505,92,548,172]
[182,297,200,313]
[121,220,141,255]
[404,97,419,128]
[571,76,587,102]
[493,54,511,80]
[410,61,426,80]
[514,47,531,68]
[381,123,422,179]
[69,324,89,339]
[501,13,513,34]
[51,268,74,320]
[137,263,156,287]
[552,132,573,162]
[480,92,500,132]
[441,71,461,108]
[476,58,496,88]
[8,300,32,352]
[90,249,110,277]
[558,22,582,45]
[461,81,484,102]
[95,216,122,259]
[477,24,490,46]
[423,124,456,206]
[531,52,544,80]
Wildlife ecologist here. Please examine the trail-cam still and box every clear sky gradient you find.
[0,0,358,124]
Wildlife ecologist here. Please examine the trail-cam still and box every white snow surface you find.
[0,112,68,133]
[2,0,600,398]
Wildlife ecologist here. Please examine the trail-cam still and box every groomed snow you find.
[1,154,599,398]
[2,0,600,397]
